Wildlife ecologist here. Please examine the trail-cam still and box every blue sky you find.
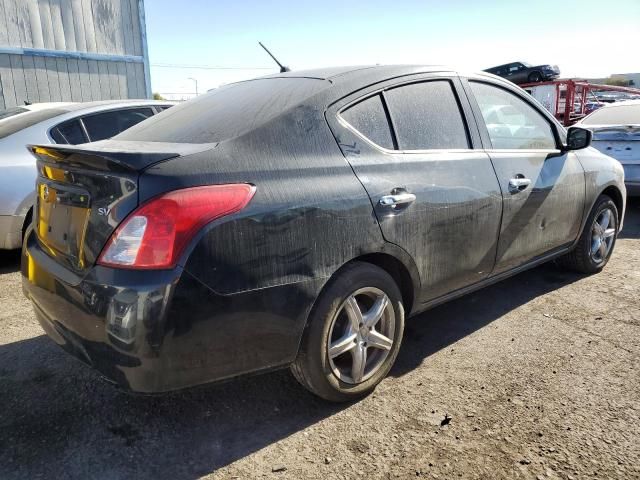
[145,0,640,97]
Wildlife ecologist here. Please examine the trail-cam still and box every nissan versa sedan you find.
[0,100,174,250]
[21,66,625,402]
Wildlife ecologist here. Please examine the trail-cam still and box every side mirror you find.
[564,126,592,151]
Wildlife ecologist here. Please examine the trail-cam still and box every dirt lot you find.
[1,199,639,480]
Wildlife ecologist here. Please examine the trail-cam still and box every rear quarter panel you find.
[138,105,395,373]
[574,146,626,229]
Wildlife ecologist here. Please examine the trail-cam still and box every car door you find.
[463,78,586,273]
[327,75,503,302]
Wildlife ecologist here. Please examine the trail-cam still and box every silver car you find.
[576,100,640,195]
[0,100,174,249]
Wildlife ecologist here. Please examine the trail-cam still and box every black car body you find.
[22,66,625,401]
[485,62,560,84]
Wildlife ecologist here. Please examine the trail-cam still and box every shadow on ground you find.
[0,263,584,479]
[0,249,20,274]
[0,199,637,479]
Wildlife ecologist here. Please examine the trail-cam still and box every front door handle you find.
[379,192,416,208]
[508,177,531,193]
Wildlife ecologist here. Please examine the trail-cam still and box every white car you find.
[0,100,175,249]
[576,100,640,196]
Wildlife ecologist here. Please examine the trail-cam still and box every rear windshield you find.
[0,107,28,121]
[582,103,640,125]
[115,77,329,143]
[0,108,66,139]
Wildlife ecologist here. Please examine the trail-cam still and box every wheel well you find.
[22,207,33,238]
[601,186,623,218]
[352,253,415,314]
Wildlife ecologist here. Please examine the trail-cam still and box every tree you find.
[604,77,629,87]
[152,92,165,100]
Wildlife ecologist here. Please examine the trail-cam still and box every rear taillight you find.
[98,184,255,269]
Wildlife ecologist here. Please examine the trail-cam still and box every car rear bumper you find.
[0,215,25,250]
[623,164,640,196]
[21,230,320,393]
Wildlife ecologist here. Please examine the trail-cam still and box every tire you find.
[21,208,33,242]
[558,194,619,273]
[528,71,542,83]
[291,262,405,402]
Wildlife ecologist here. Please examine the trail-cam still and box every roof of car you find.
[597,99,640,108]
[262,64,451,82]
[23,99,175,114]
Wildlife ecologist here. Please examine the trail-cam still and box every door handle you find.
[508,177,531,193]
[379,192,416,208]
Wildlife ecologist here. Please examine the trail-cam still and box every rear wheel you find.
[558,195,618,273]
[528,71,542,83]
[291,262,404,402]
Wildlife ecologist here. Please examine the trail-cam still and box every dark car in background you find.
[22,65,625,402]
[485,61,560,84]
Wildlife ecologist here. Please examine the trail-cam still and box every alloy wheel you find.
[590,207,616,263]
[327,287,396,384]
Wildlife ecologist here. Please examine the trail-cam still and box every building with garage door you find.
[0,0,151,109]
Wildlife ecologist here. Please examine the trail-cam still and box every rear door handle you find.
[379,192,416,208]
[508,177,531,193]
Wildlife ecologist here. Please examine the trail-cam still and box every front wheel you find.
[291,262,405,402]
[558,194,619,273]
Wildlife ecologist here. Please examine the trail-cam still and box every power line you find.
[151,63,274,70]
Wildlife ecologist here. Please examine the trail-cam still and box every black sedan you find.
[484,61,560,84]
[22,65,625,402]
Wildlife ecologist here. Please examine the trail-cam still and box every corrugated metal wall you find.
[0,0,150,109]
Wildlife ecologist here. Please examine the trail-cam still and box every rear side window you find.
[50,119,88,144]
[340,94,394,149]
[82,108,154,142]
[385,81,470,150]
[469,81,556,149]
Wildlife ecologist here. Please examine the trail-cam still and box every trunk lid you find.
[589,125,640,163]
[30,141,215,274]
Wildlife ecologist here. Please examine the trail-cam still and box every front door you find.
[327,75,503,302]
[465,79,586,273]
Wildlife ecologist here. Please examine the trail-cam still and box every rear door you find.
[463,78,586,273]
[327,74,503,302]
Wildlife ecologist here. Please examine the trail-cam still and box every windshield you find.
[581,103,640,126]
[0,108,67,139]
[0,106,28,121]
[116,77,329,144]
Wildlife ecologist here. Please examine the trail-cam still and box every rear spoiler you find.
[28,140,217,172]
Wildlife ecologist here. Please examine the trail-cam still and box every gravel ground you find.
[1,198,639,480]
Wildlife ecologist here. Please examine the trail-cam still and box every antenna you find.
[259,42,290,73]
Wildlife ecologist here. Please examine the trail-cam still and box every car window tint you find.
[385,80,469,150]
[83,108,154,141]
[340,94,394,149]
[50,119,88,144]
[469,81,556,149]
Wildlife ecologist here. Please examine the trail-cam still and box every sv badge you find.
[98,207,111,216]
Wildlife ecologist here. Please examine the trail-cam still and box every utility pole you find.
[188,77,198,96]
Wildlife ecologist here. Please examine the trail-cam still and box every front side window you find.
[384,80,470,150]
[50,119,88,145]
[82,108,155,142]
[469,81,557,150]
[340,94,394,149]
